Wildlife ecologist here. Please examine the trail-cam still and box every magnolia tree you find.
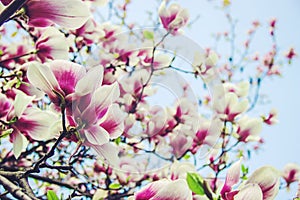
[0,0,299,199]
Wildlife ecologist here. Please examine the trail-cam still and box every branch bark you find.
[0,0,28,27]
[0,174,32,200]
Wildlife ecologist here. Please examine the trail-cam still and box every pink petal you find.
[221,159,241,198]
[100,104,125,139]
[26,0,91,29]
[0,93,12,118]
[17,108,58,141]
[84,125,110,145]
[50,60,86,97]
[36,27,69,62]
[82,82,120,120]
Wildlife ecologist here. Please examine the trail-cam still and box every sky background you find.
[124,0,300,199]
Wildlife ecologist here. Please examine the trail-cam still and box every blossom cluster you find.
[0,0,298,199]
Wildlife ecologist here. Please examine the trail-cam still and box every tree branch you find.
[0,174,32,200]
[0,0,28,27]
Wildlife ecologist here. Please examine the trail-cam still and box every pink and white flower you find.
[24,0,91,29]
[262,109,278,125]
[246,166,280,200]
[5,91,58,158]
[234,116,262,142]
[35,27,69,63]
[158,1,189,35]
[213,92,249,121]
[282,163,300,187]
[26,60,103,109]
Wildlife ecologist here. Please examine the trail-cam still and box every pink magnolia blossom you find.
[234,116,262,142]
[170,132,193,158]
[262,109,278,125]
[5,91,58,158]
[68,82,125,149]
[26,60,103,109]
[246,166,280,200]
[158,1,189,35]
[74,19,105,45]
[213,92,249,121]
[132,179,192,200]
[191,118,223,153]
[24,0,91,29]
[282,163,300,187]
[35,27,69,63]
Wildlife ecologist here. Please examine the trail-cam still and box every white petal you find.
[13,132,29,159]
[75,65,104,96]
[13,90,34,117]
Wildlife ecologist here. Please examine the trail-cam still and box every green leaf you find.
[47,190,59,200]
[143,30,154,40]
[241,164,248,174]
[186,172,205,195]
[109,183,121,190]
[115,137,121,145]
[183,154,191,160]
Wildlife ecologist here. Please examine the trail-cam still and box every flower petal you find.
[234,183,263,200]
[84,125,110,145]
[100,104,125,139]
[13,90,34,117]
[49,60,86,96]
[92,143,120,167]
[26,61,60,99]
[26,0,91,29]
[12,131,29,159]
[75,65,104,96]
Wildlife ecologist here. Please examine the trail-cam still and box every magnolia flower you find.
[170,133,193,158]
[234,116,262,142]
[35,27,69,63]
[282,163,300,187]
[262,109,278,125]
[220,160,241,199]
[132,179,192,200]
[5,91,58,158]
[217,81,250,98]
[24,0,91,29]
[213,92,248,121]
[69,82,124,147]
[74,19,105,45]
[246,166,280,200]
[191,118,223,153]
[26,60,103,109]
[158,1,189,35]
[145,106,167,137]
